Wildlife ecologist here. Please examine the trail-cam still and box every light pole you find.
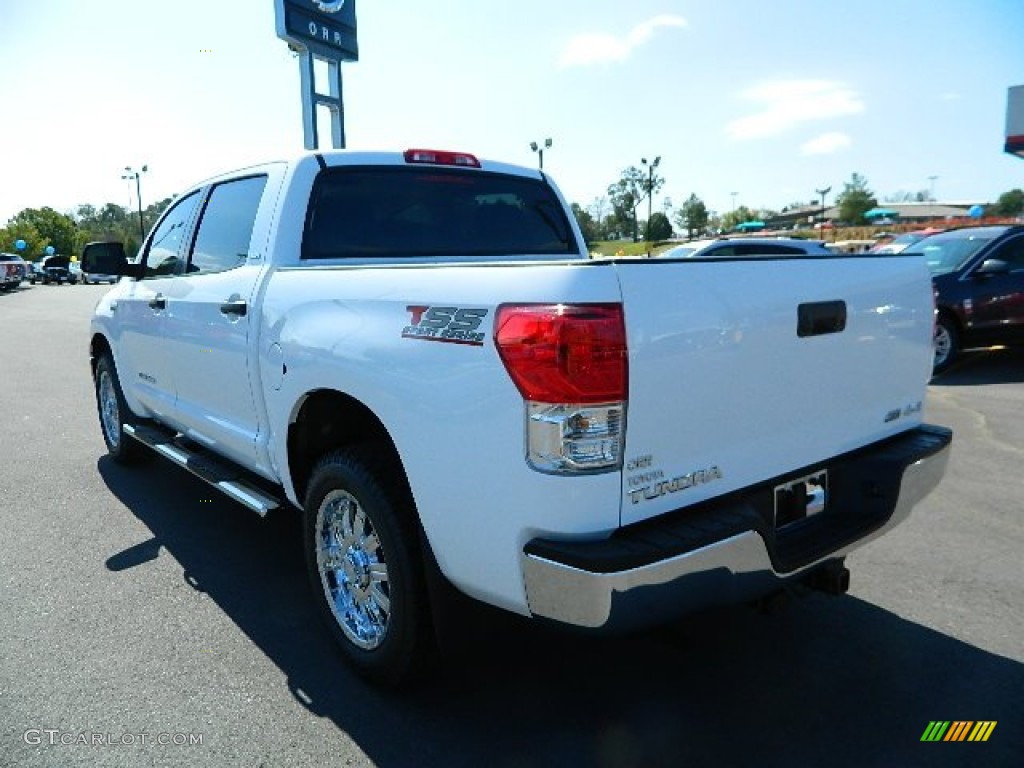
[529,138,552,170]
[730,191,738,211]
[641,155,661,247]
[928,175,938,202]
[122,165,148,242]
[815,186,831,232]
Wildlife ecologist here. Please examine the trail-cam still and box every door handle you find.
[148,294,166,311]
[798,301,847,337]
[219,299,248,317]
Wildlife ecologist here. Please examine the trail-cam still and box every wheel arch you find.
[89,333,114,374]
[935,304,964,333]
[286,389,410,510]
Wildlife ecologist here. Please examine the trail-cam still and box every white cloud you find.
[801,132,852,155]
[727,80,864,140]
[940,92,962,101]
[558,15,686,68]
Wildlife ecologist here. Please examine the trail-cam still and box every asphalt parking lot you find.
[2,283,1021,768]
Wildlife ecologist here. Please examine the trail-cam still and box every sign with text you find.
[275,0,358,61]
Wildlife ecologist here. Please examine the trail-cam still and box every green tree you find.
[647,211,673,241]
[8,207,79,256]
[721,205,755,232]
[607,167,645,242]
[676,193,709,239]
[603,209,632,240]
[74,202,136,255]
[608,164,665,242]
[993,188,1024,217]
[570,203,601,246]
[587,196,610,240]
[836,173,878,225]
[0,221,45,260]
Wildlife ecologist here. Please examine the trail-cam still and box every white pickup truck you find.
[83,149,951,685]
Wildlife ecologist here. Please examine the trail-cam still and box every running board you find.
[123,423,282,516]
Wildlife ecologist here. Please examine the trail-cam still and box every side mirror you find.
[974,258,1010,277]
[81,241,141,278]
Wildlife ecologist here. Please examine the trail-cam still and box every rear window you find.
[302,167,577,259]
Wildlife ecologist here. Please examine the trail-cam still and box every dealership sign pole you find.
[1007,85,1024,159]
[274,0,359,150]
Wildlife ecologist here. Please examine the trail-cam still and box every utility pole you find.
[815,186,832,233]
[641,156,661,254]
[122,165,149,242]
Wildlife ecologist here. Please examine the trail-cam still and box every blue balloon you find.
[45,245,56,256]
[15,239,26,250]
[968,205,984,219]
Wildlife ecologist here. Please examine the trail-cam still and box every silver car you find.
[0,253,29,290]
[658,237,833,259]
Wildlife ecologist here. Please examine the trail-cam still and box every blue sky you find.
[1,0,1022,227]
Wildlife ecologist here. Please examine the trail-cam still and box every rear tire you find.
[303,447,433,686]
[933,314,959,374]
[94,354,149,465]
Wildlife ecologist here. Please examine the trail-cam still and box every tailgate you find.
[615,255,935,526]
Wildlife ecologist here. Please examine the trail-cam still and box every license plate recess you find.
[774,470,828,529]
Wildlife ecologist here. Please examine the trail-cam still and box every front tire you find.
[933,314,960,374]
[303,448,433,686]
[94,354,148,464]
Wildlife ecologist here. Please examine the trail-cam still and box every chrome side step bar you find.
[123,424,282,516]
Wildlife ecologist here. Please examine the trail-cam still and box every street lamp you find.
[641,155,661,249]
[122,165,148,242]
[529,138,552,170]
[730,191,738,211]
[815,186,831,232]
[928,175,938,202]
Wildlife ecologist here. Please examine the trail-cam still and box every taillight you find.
[403,149,481,168]
[494,304,627,403]
[495,304,627,474]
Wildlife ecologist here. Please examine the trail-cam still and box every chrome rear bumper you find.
[522,425,951,630]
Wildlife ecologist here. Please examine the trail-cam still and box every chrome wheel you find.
[98,369,121,449]
[933,326,950,366]
[316,489,391,650]
[933,317,958,372]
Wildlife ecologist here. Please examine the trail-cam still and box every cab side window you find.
[143,192,202,278]
[708,245,737,256]
[996,237,1024,270]
[188,176,268,275]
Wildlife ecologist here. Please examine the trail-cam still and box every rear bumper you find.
[521,425,952,630]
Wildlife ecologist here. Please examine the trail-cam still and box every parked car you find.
[657,237,833,259]
[903,225,1024,372]
[29,255,72,285]
[828,239,876,254]
[77,243,123,284]
[80,266,119,285]
[870,231,930,255]
[0,253,29,290]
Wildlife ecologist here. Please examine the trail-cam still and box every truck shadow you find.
[931,347,1024,386]
[98,457,1023,768]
